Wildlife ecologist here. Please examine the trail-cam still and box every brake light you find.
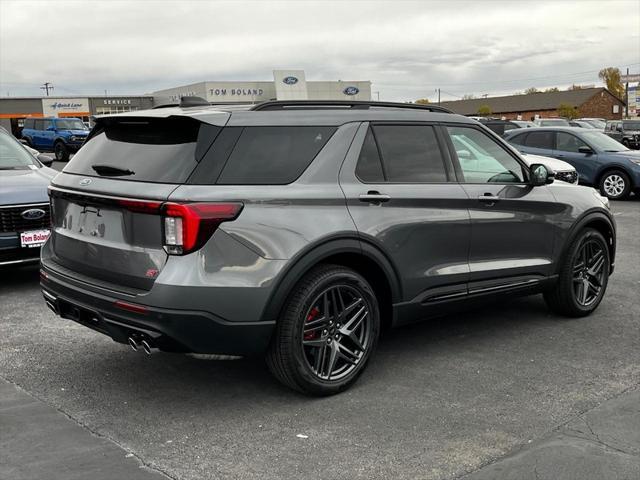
[162,202,243,255]
[114,300,149,315]
[117,199,162,214]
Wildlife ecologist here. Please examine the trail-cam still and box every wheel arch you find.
[556,209,616,275]
[261,236,402,332]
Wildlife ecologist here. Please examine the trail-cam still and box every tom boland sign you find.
[209,87,265,97]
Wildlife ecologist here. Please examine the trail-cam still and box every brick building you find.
[439,88,625,120]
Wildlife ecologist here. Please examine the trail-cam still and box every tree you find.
[477,105,492,116]
[545,87,559,93]
[462,94,476,100]
[567,84,585,90]
[598,67,624,100]
[557,102,579,119]
[415,98,430,104]
[524,87,539,94]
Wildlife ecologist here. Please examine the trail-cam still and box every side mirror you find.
[578,145,593,155]
[530,163,554,186]
[37,154,53,167]
[457,149,472,160]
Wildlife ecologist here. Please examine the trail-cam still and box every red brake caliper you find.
[304,307,320,341]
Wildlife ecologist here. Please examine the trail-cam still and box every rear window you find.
[63,117,217,183]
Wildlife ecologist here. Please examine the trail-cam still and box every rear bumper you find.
[40,266,275,356]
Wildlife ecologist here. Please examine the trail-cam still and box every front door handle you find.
[478,194,500,203]
[359,191,391,203]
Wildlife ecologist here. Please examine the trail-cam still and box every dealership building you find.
[0,70,371,137]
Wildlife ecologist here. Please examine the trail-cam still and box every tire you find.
[599,169,631,200]
[266,264,380,396]
[54,141,70,162]
[544,228,609,317]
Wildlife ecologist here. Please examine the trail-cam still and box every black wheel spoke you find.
[572,239,607,307]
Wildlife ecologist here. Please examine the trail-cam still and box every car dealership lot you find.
[1,197,639,480]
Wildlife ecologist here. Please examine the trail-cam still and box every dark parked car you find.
[476,118,521,136]
[505,126,640,199]
[0,127,56,266]
[605,119,640,149]
[21,117,90,161]
[41,100,616,395]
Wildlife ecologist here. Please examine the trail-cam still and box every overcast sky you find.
[1,0,638,102]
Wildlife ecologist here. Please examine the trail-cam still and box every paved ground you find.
[1,197,639,480]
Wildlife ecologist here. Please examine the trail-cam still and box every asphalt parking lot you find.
[1,194,639,480]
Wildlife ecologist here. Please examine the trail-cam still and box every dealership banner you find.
[42,97,90,117]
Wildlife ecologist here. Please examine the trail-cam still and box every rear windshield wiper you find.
[91,164,135,176]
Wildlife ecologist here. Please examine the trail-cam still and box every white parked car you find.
[521,153,579,184]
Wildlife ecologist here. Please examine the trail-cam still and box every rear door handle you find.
[359,191,391,203]
[478,194,500,203]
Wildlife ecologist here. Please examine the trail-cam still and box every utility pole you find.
[40,82,54,96]
[625,67,629,119]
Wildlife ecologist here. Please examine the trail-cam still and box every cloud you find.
[0,0,638,101]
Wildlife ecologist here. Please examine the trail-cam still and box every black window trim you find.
[354,121,456,185]
[442,122,532,185]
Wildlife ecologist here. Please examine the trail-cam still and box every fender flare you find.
[260,235,402,322]
[555,209,616,275]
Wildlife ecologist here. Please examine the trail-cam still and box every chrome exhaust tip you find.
[141,339,154,355]
[128,337,140,352]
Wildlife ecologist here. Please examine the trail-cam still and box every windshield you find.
[57,119,88,130]
[581,131,630,152]
[623,121,640,130]
[584,119,606,129]
[0,132,39,169]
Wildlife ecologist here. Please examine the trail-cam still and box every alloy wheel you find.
[572,239,606,307]
[301,285,371,381]
[602,174,625,198]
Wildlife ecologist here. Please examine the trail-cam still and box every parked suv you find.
[505,126,640,199]
[21,117,89,161]
[40,100,616,395]
[605,119,640,149]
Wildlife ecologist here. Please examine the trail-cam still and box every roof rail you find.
[250,100,453,114]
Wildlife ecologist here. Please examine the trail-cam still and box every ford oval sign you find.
[79,178,92,186]
[343,86,360,96]
[282,76,298,85]
[21,208,46,220]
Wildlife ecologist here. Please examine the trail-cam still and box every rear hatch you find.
[48,113,228,292]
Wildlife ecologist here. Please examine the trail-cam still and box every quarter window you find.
[372,125,448,183]
[447,125,526,183]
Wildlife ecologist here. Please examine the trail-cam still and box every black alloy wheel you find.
[544,228,609,317]
[54,142,69,162]
[267,265,380,395]
[301,284,371,381]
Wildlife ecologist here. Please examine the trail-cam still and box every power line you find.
[40,82,54,96]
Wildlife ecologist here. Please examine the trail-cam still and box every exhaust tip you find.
[141,339,153,355]
[128,337,139,352]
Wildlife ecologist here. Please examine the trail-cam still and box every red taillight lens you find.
[117,199,162,214]
[114,300,149,315]
[162,202,243,255]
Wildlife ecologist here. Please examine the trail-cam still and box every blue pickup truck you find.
[21,117,90,161]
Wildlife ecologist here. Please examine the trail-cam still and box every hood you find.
[61,129,89,135]
[605,150,640,161]
[0,167,56,206]
[520,153,575,172]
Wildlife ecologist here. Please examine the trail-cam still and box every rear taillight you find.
[162,202,243,255]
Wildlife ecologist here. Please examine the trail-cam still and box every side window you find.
[372,125,448,183]
[216,126,336,185]
[556,132,587,153]
[524,131,554,149]
[355,128,384,182]
[23,119,34,129]
[446,125,526,183]
[508,132,527,146]
[33,120,43,131]
[41,120,53,130]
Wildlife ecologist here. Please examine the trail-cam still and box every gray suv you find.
[40,100,616,395]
